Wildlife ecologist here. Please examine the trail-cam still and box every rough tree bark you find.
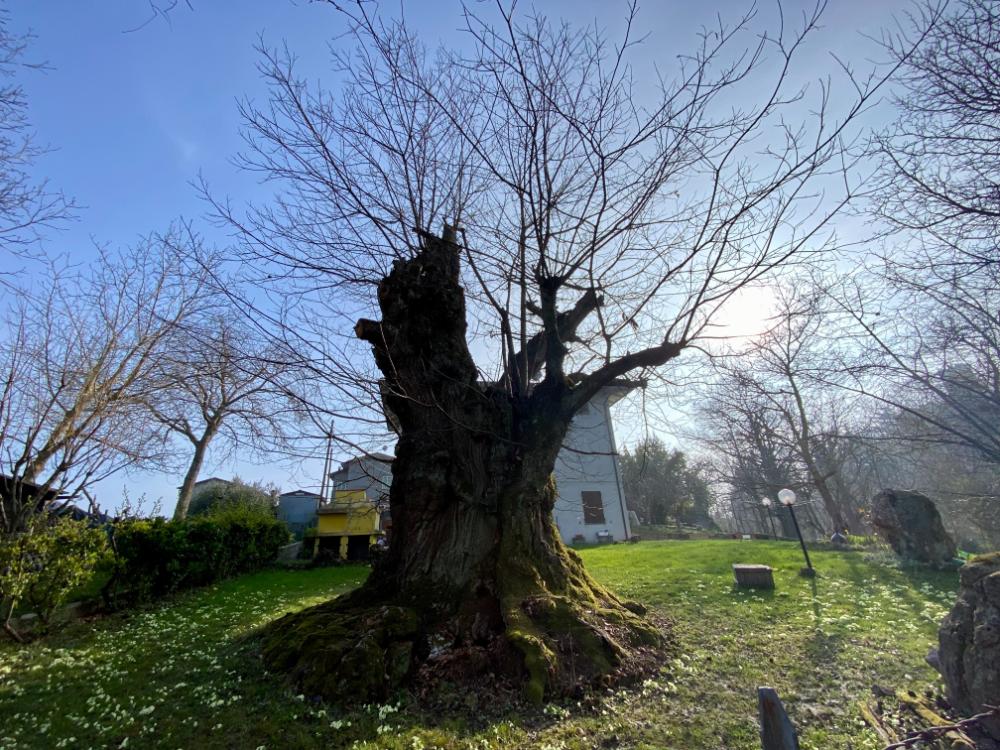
[259,233,666,704]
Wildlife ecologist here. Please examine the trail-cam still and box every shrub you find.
[299,528,317,560]
[104,509,288,607]
[0,516,108,635]
[188,478,276,517]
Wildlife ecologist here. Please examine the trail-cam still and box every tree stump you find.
[734,564,775,589]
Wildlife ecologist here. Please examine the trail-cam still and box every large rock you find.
[870,489,956,565]
[938,553,1000,738]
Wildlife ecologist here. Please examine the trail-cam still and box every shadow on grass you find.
[838,552,958,619]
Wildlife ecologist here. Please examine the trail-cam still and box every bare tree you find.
[221,1,914,703]
[148,316,299,520]
[715,287,867,532]
[874,0,998,269]
[0,228,212,538]
[843,0,1000,463]
[0,8,73,282]
[694,369,812,538]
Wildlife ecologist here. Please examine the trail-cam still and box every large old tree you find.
[223,1,910,703]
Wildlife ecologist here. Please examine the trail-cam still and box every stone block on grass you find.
[733,564,775,589]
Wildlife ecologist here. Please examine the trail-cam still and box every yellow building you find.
[313,489,384,560]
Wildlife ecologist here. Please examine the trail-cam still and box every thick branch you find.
[570,339,685,411]
[506,288,602,386]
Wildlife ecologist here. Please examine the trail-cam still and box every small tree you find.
[710,286,865,533]
[0,515,106,640]
[0,228,212,539]
[143,314,297,520]
[695,377,805,536]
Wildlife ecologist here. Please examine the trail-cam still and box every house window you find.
[581,491,605,524]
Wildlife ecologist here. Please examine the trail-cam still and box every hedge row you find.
[104,509,288,606]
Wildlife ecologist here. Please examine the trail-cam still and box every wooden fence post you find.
[758,686,800,750]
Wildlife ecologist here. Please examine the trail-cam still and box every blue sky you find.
[8,0,911,514]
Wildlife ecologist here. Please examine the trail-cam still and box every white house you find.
[551,386,632,544]
[335,388,632,546]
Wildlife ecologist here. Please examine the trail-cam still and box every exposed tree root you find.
[497,546,665,704]
[261,593,421,704]
[260,559,671,707]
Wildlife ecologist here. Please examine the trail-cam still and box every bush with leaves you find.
[187,478,276,518]
[0,516,107,640]
[103,506,288,607]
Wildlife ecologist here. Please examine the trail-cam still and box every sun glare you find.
[712,284,777,341]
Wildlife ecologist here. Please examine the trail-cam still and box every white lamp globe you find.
[761,498,772,507]
[778,488,796,506]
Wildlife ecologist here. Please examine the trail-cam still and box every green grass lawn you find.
[0,541,958,750]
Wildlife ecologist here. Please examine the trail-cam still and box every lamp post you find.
[761,497,778,539]
[778,488,815,577]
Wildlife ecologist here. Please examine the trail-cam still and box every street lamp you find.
[760,498,778,539]
[778,488,815,577]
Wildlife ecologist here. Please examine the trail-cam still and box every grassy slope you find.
[0,541,958,750]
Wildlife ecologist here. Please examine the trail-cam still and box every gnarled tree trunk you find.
[260,233,666,704]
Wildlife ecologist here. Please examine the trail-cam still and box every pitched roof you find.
[338,452,394,468]
[192,476,230,486]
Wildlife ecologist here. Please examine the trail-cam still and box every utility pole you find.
[319,420,335,504]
